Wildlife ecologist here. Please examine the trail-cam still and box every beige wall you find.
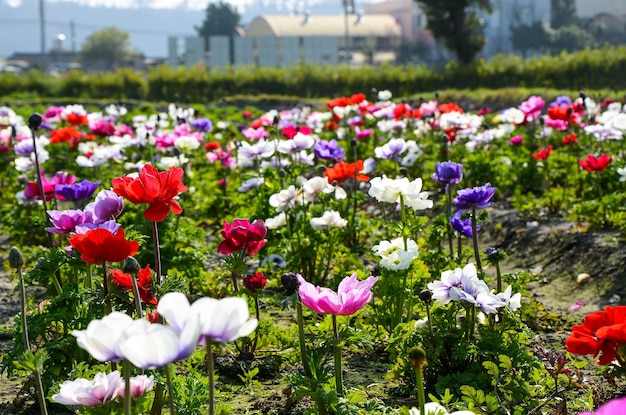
[576,0,626,18]
[364,0,420,41]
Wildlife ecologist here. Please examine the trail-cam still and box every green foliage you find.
[6,46,626,101]
[80,27,139,71]
[415,0,492,64]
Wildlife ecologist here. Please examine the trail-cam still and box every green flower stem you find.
[206,338,215,415]
[85,265,92,291]
[415,366,425,415]
[129,268,143,319]
[17,267,48,415]
[471,206,482,272]
[319,231,336,285]
[50,271,63,296]
[446,185,454,260]
[18,267,30,351]
[425,301,434,341]
[495,261,502,293]
[149,384,165,415]
[102,261,111,315]
[332,315,344,397]
[296,299,313,378]
[165,364,176,415]
[123,360,131,415]
[151,221,162,285]
[34,370,48,415]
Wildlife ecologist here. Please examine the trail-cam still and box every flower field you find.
[1,90,626,414]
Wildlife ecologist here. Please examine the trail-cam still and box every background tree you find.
[550,0,578,29]
[510,20,551,57]
[80,27,138,70]
[414,0,492,64]
[195,1,241,51]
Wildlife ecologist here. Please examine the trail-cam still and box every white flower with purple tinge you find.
[497,286,522,312]
[269,185,301,212]
[374,138,408,160]
[237,140,276,167]
[428,263,476,305]
[302,176,346,202]
[72,312,135,362]
[238,177,265,193]
[276,133,315,154]
[310,210,347,230]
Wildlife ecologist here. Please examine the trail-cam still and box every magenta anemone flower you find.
[297,273,378,316]
[217,219,267,256]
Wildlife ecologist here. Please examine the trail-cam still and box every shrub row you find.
[2,46,626,102]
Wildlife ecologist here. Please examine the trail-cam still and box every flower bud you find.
[350,138,357,147]
[281,272,299,296]
[278,169,287,178]
[243,272,267,292]
[28,113,42,131]
[419,289,432,303]
[123,256,141,274]
[408,346,427,370]
[8,246,25,269]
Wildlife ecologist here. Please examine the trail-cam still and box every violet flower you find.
[450,211,479,238]
[518,95,545,120]
[45,209,93,235]
[374,138,407,160]
[297,273,378,316]
[431,161,463,186]
[313,139,345,161]
[89,189,124,222]
[190,117,213,132]
[55,180,100,201]
[453,183,496,211]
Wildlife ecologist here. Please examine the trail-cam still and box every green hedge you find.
[3,45,626,102]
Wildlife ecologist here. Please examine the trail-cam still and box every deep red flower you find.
[393,103,410,119]
[68,228,139,265]
[111,265,157,305]
[326,96,351,109]
[324,160,369,183]
[565,306,626,365]
[579,154,612,172]
[282,125,298,139]
[217,219,267,256]
[204,141,220,150]
[112,164,188,222]
[562,133,577,146]
[532,145,553,161]
[243,272,267,292]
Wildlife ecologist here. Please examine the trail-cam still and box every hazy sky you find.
[1,0,303,11]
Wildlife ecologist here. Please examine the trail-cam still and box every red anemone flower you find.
[217,219,267,256]
[243,272,267,292]
[565,306,626,365]
[579,154,612,172]
[562,133,577,146]
[68,228,139,265]
[112,164,188,222]
[111,265,157,305]
[324,160,369,183]
[532,145,553,161]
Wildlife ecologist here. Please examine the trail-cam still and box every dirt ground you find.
[0,208,624,413]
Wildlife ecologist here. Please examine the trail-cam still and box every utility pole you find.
[39,0,46,70]
[342,0,353,64]
[70,20,76,53]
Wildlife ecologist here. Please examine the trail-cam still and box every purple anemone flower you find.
[313,139,345,161]
[190,118,213,132]
[450,211,479,238]
[45,209,94,235]
[87,189,124,223]
[374,138,407,160]
[432,161,463,186]
[454,183,496,211]
[55,180,100,201]
[549,95,572,107]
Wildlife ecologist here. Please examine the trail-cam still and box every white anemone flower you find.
[368,175,433,211]
[310,210,347,230]
[72,312,134,362]
[372,237,419,271]
[269,185,302,211]
[265,212,287,229]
